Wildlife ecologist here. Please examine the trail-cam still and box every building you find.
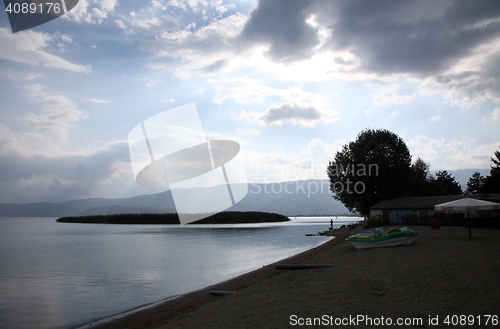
[369,194,500,225]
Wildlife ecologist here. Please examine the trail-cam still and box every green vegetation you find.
[409,159,463,196]
[467,146,500,194]
[327,129,413,216]
[327,129,500,216]
[432,170,462,195]
[465,172,486,195]
[56,211,290,224]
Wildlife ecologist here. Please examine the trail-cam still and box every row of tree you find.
[465,149,500,194]
[327,129,500,216]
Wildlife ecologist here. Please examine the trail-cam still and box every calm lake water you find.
[0,216,361,329]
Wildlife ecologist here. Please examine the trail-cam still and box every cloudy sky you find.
[0,0,499,203]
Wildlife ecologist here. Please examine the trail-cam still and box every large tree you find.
[482,147,500,193]
[327,129,413,216]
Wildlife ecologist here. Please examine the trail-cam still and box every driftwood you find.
[210,291,237,296]
[274,264,335,270]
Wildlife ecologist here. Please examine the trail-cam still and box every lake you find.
[0,216,361,329]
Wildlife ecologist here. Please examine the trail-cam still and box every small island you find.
[56,211,290,224]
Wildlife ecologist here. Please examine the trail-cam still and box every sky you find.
[0,0,499,203]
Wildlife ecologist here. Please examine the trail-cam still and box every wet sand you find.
[90,226,500,329]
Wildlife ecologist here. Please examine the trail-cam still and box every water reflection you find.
[0,217,360,329]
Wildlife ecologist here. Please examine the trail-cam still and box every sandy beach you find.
[90,226,500,329]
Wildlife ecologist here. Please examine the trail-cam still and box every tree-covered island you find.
[56,211,290,224]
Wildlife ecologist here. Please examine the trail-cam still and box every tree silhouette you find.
[410,157,434,195]
[327,129,412,216]
[465,172,486,194]
[432,170,462,195]
[482,146,500,193]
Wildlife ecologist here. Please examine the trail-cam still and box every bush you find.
[428,219,440,229]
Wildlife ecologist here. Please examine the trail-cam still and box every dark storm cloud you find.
[0,142,132,203]
[238,0,319,63]
[239,0,500,76]
[260,103,321,126]
[316,0,500,76]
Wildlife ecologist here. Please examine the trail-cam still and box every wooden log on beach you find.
[274,264,335,270]
[210,291,237,296]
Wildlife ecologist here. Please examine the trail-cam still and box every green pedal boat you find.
[347,227,419,250]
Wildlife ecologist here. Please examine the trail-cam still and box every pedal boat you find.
[347,227,418,250]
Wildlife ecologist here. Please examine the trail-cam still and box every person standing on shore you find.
[330,219,333,230]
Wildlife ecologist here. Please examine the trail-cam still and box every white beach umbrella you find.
[435,198,500,239]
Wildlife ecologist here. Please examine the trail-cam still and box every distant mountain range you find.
[0,180,350,217]
[0,169,489,218]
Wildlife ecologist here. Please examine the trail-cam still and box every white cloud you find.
[300,138,346,161]
[24,72,43,80]
[66,0,118,24]
[129,14,181,35]
[0,124,64,158]
[211,76,275,105]
[488,108,500,122]
[243,47,365,82]
[210,76,326,108]
[244,150,318,183]
[139,13,248,78]
[115,19,127,31]
[236,109,261,122]
[429,115,441,122]
[128,1,500,113]
[100,0,118,12]
[215,77,339,127]
[22,84,87,144]
[84,98,109,104]
[167,0,235,15]
[137,12,365,82]
[244,138,346,183]
[59,34,72,44]
[145,78,163,87]
[236,128,261,136]
[53,32,75,52]
[0,84,142,202]
[408,135,498,170]
[4,71,44,81]
[374,93,415,106]
[0,28,91,73]
[145,62,166,70]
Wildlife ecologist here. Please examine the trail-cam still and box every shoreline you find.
[90,226,500,329]
[85,230,352,329]
[79,229,348,329]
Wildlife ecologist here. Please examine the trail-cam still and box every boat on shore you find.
[347,227,418,250]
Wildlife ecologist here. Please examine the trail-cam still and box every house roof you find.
[369,194,500,210]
